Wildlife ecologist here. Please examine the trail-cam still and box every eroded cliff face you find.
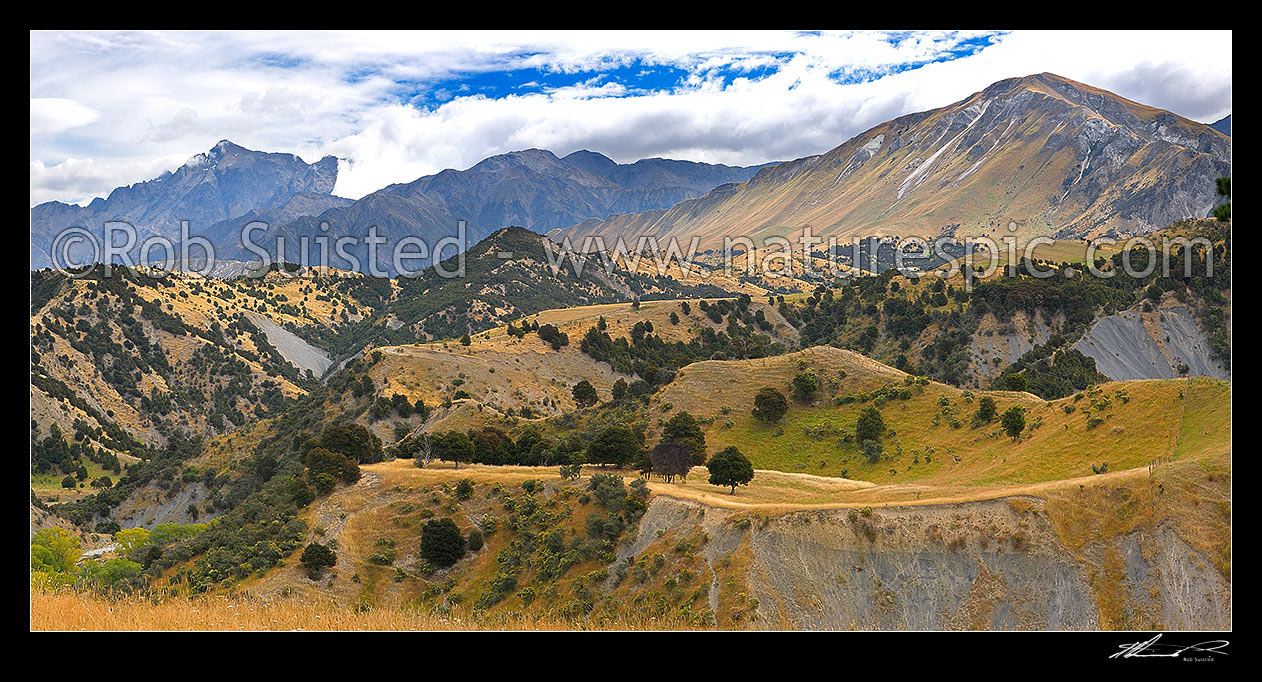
[1072,298,1229,381]
[622,495,1230,630]
[106,481,219,528]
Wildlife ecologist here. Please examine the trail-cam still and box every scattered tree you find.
[862,439,883,464]
[587,425,643,467]
[420,518,466,568]
[855,406,885,444]
[300,542,337,579]
[537,324,569,351]
[662,411,707,465]
[649,442,693,483]
[319,424,384,464]
[707,446,755,494]
[972,396,997,425]
[572,380,598,409]
[791,368,820,402]
[611,378,628,401]
[433,430,474,469]
[1001,406,1026,440]
[752,387,789,423]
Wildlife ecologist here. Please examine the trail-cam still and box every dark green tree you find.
[855,406,885,444]
[861,439,883,464]
[707,446,754,494]
[972,396,997,425]
[433,430,474,469]
[791,368,820,402]
[420,518,466,568]
[300,542,337,579]
[752,387,789,423]
[1001,406,1026,440]
[1003,373,1028,392]
[572,380,598,409]
[611,378,628,401]
[390,393,413,417]
[662,411,707,465]
[319,424,384,464]
[587,425,643,467]
[301,446,361,485]
[288,477,314,507]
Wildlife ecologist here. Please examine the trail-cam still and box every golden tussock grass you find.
[31,588,703,632]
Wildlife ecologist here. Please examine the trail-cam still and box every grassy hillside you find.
[653,347,1228,486]
[30,266,384,507]
[361,296,798,431]
[299,226,739,356]
[30,230,1231,632]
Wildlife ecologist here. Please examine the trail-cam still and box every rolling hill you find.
[36,336,1228,630]
[292,225,744,355]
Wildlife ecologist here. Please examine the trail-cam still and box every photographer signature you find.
[1110,634,1229,660]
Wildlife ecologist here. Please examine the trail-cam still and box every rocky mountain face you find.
[394,148,770,230]
[554,73,1231,249]
[34,141,766,276]
[1210,114,1231,136]
[31,140,341,269]
[229,149,768,275]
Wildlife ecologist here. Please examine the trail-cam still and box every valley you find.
[30,66,1231,633]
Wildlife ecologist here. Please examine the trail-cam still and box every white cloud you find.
[30,30,1231,206]
[30,98,100,136]
[29,153,190,206]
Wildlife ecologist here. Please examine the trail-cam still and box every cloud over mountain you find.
[30,31,1231,207]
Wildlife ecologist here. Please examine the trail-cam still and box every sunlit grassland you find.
[31,586,702,631]
[655,348,1228,488]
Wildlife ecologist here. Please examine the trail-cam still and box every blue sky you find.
[30,30,1231,206]
[403,33,999,107]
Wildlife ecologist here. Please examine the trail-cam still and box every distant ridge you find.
[553,73,1232,248]
[30,140,341,270]
[1210,114,1231,136]
[228,149,772,273]
[32,142,769,275]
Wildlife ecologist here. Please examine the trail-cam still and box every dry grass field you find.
[31,588,702,631]
[366,297,798,424]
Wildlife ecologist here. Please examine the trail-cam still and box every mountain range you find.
[31,73,1230,273]
[30,141,342,269]
[554,73,1231,249]
[31,143,768,273]
[1210,114,1231,136]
